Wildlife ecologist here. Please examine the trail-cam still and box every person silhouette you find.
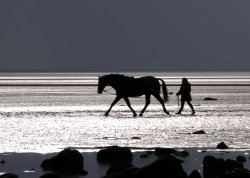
[176,78,195,115]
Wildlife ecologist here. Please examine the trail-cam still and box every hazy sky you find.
[0,0,250,71]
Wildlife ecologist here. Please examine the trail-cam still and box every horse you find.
[97,74,170,117]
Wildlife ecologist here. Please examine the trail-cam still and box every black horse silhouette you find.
[97,74,170,117]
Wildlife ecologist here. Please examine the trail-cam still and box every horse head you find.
[97,76,106,94]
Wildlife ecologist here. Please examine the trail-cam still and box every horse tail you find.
[158,78,169,103]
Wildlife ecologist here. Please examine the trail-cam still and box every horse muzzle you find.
[98,89,103,94]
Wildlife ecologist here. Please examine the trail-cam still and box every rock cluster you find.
[101,146,250,178]
[203,155,250,178]
[101,147,199,178]
[97,146,133,163]
[2,145,250,178]
[40,148,88,176]
[102,155,188,178]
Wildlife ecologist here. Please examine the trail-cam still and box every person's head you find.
[182,77,188,84]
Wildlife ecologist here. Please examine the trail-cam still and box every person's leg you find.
[176,100,185,114]
[187,100,195,114]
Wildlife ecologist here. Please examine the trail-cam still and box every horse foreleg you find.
[139,94,151,116]
[105,96,121,116]
[153,93,170,115]
[123,97,137,117]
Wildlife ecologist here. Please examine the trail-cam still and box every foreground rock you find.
[41,148,88,175]
[106,162,136,176]
[155,147,177,156]
[189,170,202,178]
[155,147,189,158]
[223,168,250,178]
[40,173,61,178]
[203,155,249,178]
[102,155,188,178]
[175,151,190,157]
[236,155,246,163]
[0,173,18,178]
[203,155,225,178]
[97,146,132,163]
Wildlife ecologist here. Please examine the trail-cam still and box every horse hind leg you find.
[139,94,151,116]
[123,97,137,117]
[152,93,170,115]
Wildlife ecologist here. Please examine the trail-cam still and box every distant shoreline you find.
[0,72,249,86]
[0,83,250,86]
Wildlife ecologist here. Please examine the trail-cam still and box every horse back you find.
[119,76,160,97]
[136,76,161,89]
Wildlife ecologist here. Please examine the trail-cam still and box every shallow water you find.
[0,72,250,153]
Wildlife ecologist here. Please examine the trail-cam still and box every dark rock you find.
[0,160,5,164]
[189,170,202,178]
[203,156,249,178]
[224,159,243,171]
[192,130,206,134]
[204,97,218,101]
[203,155,225,178]
[97,146,132,163]
[140,154,148,158]
[145,151,154,155]
[41,148,87,175]
[175,151,190,157]
[216,142,229,149]
[102,155,187,178]
[155,147,177,156]
[130,155,187,178]
[236,155,247,163]
[222,168,250,178]
[102,167,138,178]
[40,173,61,178]
[131,137,141,140]
[0,173,18,178]
[106,162,135,175]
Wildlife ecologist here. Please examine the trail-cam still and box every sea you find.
[0,72,250,153]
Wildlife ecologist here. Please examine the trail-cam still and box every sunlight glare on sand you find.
[0,73,249,153]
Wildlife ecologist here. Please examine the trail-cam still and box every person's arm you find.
[176,86,182,96]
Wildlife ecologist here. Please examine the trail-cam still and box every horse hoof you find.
[139,113,143,117]
[104,113,109,116]
[133,113,137,117]
[166,111,170,115]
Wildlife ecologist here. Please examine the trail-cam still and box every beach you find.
[0,72,250,177]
